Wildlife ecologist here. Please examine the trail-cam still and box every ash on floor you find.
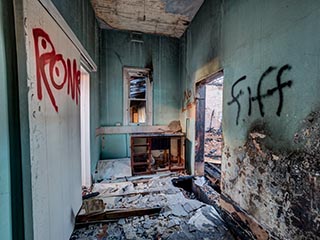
[70,175,234,240]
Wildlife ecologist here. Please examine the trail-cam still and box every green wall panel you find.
[12,0,101,238]
[52,0,101,172]
[51,0,98,62]
[0,2,12,236]
[100,134,128,159]
[180,0,320,238]
[100,30,180,158]
[1,0,24,239]
[220,2,320,237]
[222,0,320,149]
[179,0,222,173]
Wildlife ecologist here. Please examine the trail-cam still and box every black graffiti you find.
[227,76,247,125]
[275,65,293,116]
[247,86,252,116]
[228,64,293,125]
[251,66,277,117]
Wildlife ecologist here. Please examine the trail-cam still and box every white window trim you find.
[123,67,152,126]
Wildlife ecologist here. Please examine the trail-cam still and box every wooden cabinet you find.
[130,133,185,175]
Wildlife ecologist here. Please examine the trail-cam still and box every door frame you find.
[80,66,91,187]
[194,70,224,176]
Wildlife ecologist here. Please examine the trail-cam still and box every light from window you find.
[123,67,152,125]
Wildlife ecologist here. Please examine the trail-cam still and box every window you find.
[123,67,152,125]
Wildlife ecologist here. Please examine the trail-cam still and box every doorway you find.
[195,71,223,191]
[80,67,91,187]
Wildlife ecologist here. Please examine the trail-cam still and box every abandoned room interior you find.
[1,0,319,239]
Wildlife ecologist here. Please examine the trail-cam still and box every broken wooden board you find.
[220,194,269,240]
[99,190,163,198]
[83,199,105,215]
[204,162,221,179]
[76,207,162,223]
[205,158,222,165]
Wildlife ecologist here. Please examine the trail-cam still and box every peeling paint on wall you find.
[223,111,320,239]
[182,88,194,112]
[180,0,320,238]
[220,194,269,240]
[25,1,82,239]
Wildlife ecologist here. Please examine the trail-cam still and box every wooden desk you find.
[130,133,185,175]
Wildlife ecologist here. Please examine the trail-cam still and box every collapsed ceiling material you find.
[91,0,205,38]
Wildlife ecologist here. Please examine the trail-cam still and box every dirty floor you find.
[70,173,234,240]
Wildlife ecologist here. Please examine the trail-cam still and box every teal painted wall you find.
[221,0,320,149]
[52,0,99,61]
[180,0,320,238]
[221,1,320,238]
[100,30,180,159]
[1,0,25,239]
[14,0,33,238]
[0,0,26,238]
[179,0,222,174]
[11,1,101,238]
[52,0,101,172]
[0,1,13,237]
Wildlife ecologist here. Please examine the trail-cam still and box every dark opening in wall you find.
[195,71,224,187]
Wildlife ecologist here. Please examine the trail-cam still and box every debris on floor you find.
[94,158,132,182]
[70,174,234,240]
[204,162,221,194]
[204,127,223,165]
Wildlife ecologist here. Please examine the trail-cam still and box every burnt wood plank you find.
[76,207,162,223]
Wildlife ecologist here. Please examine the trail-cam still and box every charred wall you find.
[223,112,320,239]
[220,1,320,238]
[181,0,320,238]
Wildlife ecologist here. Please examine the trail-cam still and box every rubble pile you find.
[204,127,223,164]
[70,175,234,240]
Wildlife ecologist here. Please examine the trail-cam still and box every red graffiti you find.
[33,28,80,112]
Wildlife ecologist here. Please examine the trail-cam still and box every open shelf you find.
[130,133,185,175]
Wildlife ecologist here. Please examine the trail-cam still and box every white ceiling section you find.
[91,0,205,38]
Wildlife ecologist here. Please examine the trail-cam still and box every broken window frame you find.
[123,67,152,125]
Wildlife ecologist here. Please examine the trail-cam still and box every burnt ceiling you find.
[91,0,205,38]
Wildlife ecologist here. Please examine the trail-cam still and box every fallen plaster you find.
[94,158,132,182]
[71,175,234,239]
